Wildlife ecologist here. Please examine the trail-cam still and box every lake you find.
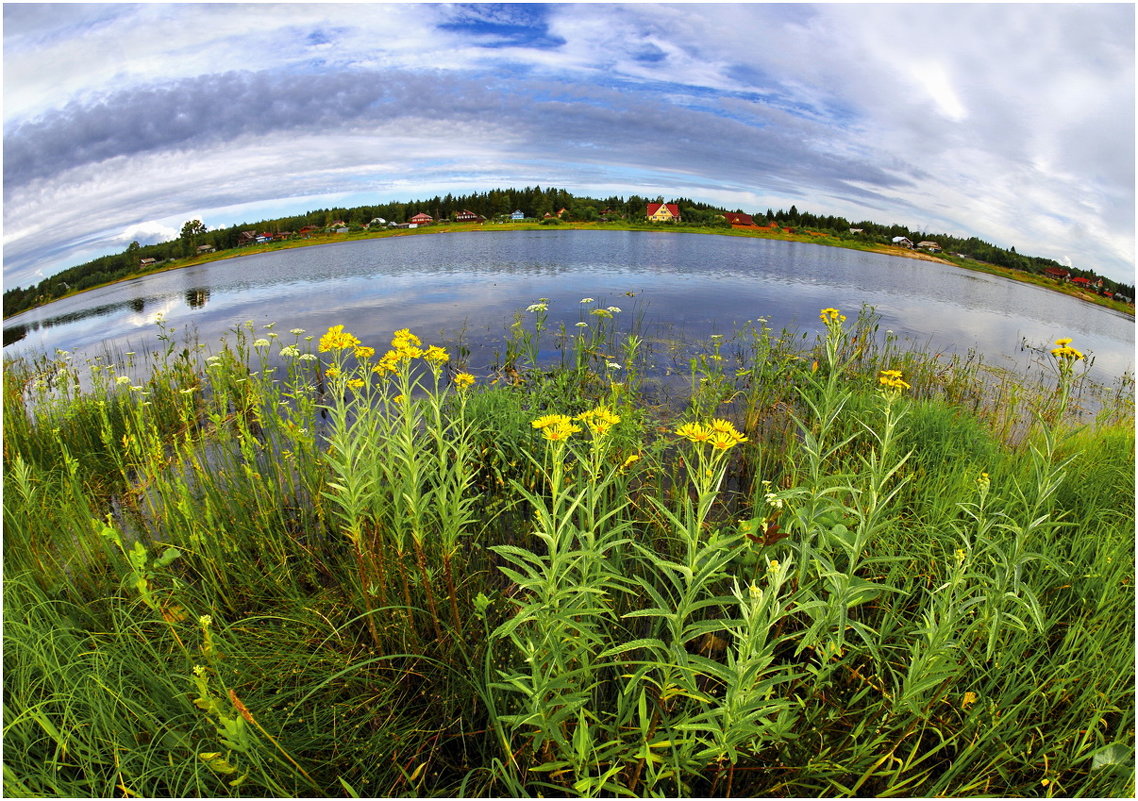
[4,230,1133,385]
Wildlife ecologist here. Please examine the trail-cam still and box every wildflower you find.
[606,306,622,313]
[319,325,362,353]
[878,369,911,391]
[526,302,548,313]
[298,353,318,362]
[767,559,780,573]
[819,307,846,325]
[423,345,449,365]
[392,394,406,404]
[607,362,622,370]
[542,421,581,441]
[954,548,966,565]
[278,345,300,358]
[268,332,279,339]
[590,308,613,318]
[263,322,276,330]
[675,422,712,443]
[532,413,573,430]
[193,664,207,677]
[621,454,641,470]
[1050,336,1084,361]
[199,615,212,628]
[579,297,595,304]
[253,338,270,348]
[454,372,476,389]
[347,378,365,389]
[708,430,745,450]
[289,328,306,335]
[748,582,762,601]
[575,322,589,328]
[326,366,341,378]
[130,385,144,392]
[115,375,131,385]
[391,328,422,350]
[353,345,376,360]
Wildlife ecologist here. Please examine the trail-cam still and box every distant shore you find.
[7,221,1133,320]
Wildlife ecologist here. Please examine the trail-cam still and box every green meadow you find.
[3,302,1133,797]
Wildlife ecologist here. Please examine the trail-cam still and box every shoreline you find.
[6,221,1133,321]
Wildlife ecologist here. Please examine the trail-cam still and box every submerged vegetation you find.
[3,302,1134,797]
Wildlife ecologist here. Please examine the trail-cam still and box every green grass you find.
[3,306,1133,797]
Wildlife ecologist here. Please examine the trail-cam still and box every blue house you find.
[511,210,525,221]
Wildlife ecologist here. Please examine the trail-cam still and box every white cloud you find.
[3,3,1133,287]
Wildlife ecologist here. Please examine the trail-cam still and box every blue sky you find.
[3,2,1134,286]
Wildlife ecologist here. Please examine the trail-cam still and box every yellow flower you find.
[878,369,911,391]
[454,372,475,389]
[353,345,375,360]
[392,394,406,403]
[391,329,422,349]
[961,691,978,710]
[532,414,573,430]
[709,418,743,438]
[621,454,641,470]
[325,365,341,378]
[347,378,365,389]
[1050,342,1084,361]
[542,421,581,441]
[708,430,746,450]
[576,406,621,426]
[819,307,847,325]
[423,345,450,365]
[675,422,712,443]
[319,325,362,352]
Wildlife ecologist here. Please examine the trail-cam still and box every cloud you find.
[3,3,1133,288]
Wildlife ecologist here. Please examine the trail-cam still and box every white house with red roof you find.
[408,213,434,226]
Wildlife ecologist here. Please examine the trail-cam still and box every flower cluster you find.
[675,418,748,451]
[453,372,476,390]
[531,414,581,441]
[819,307,847,325]
[1050,337,1084,361]
[319,324,362,353]
[575,405,621,436]
[877,369,911,391]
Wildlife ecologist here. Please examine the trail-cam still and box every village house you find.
[916,241,942,252]
[453,210,484,223]
[647,202,682,223]
[510,210,525,221]
[237,230,258,246]
[1043,267,1071,280]
[408,212,434,226]
[722,212,755,226]
[196,244,216,254]
[891,236,913,248]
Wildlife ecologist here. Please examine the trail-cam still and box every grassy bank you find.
[10,221,1132,321]
[3,304,1134,797]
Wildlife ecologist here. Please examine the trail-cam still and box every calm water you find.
[4,230,1134,383]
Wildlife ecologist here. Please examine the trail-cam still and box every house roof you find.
[723,212,754,225]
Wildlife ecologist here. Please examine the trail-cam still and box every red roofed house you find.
[453,210,484,223]
[1043,267,1070,280]
[647,203,681,223]
[1070,276,1091,287]
[408,213,434,226]
[723,212,755,226]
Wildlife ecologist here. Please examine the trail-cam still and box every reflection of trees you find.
[186,288,211,309]
[129,298,145,313]
[3,324,28,346]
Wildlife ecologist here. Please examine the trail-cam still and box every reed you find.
[3,302,1132,797]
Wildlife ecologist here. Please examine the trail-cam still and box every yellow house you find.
[647,202,681,222]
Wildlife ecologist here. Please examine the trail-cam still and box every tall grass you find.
[4,302,1133,797]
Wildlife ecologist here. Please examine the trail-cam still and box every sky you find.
[3,2,1135,287]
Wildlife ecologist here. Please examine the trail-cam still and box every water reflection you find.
[4,231,1133,384]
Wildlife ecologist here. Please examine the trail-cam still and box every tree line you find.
[4,187,1131,317]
